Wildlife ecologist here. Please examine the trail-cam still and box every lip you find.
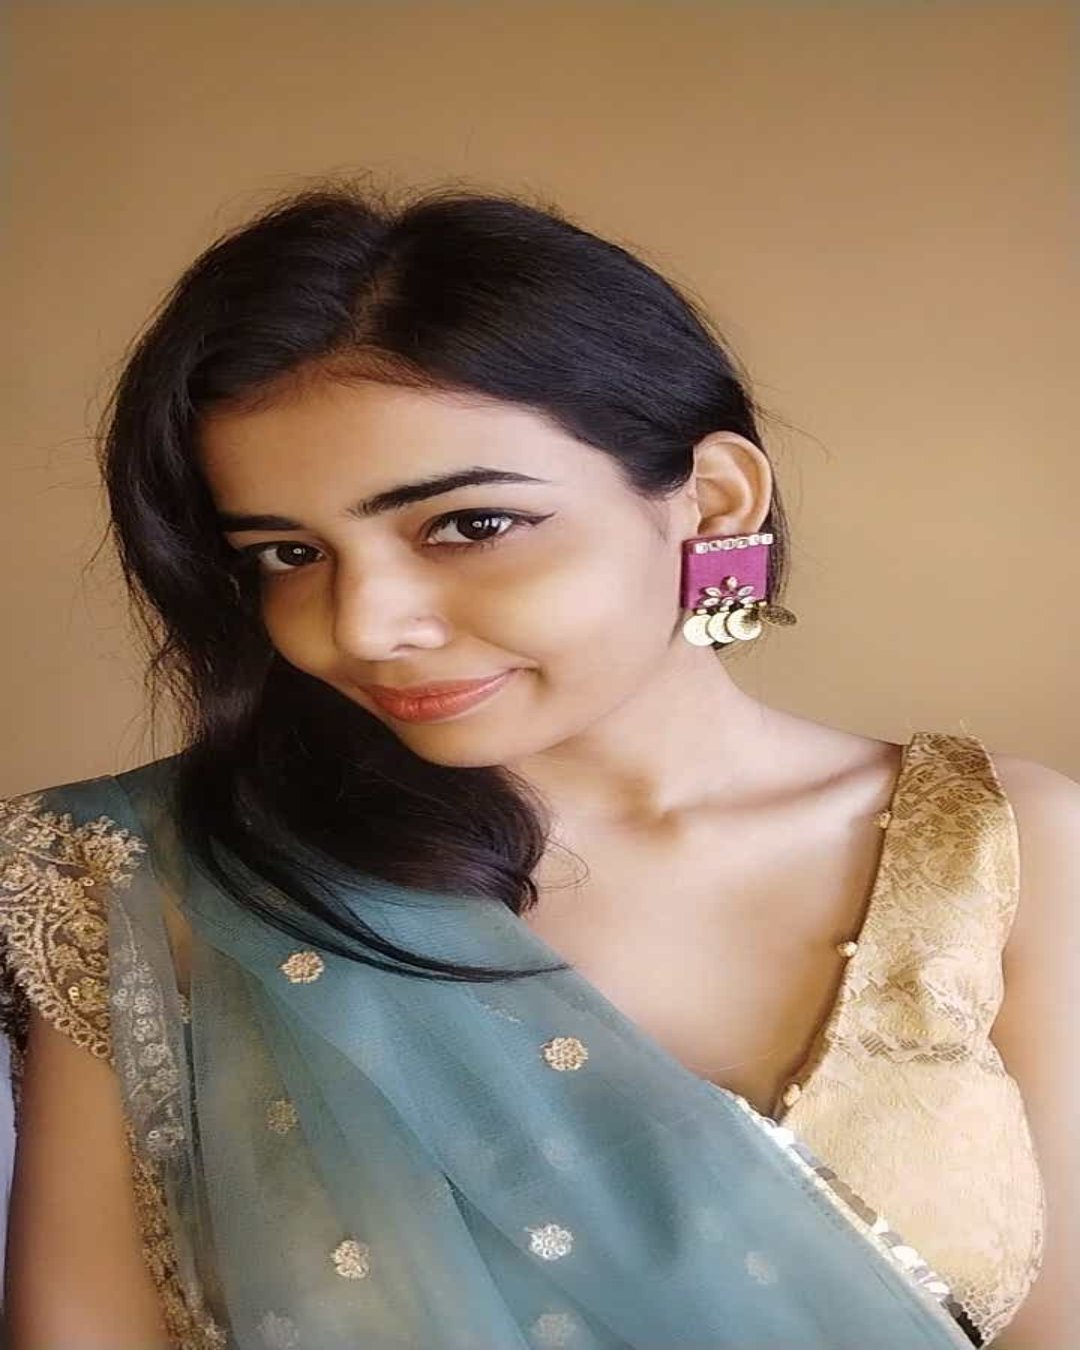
[362,671,516,723]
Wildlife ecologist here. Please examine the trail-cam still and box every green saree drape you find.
[0,756,983,1348]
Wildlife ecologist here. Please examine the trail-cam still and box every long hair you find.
[98,178,793,982]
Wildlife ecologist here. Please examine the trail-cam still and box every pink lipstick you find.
[362,671,516,723]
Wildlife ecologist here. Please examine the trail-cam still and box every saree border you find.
[0,789,227,1350]
[728,1090,983,1347]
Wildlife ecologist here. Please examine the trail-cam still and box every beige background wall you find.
[2,1,1076,796]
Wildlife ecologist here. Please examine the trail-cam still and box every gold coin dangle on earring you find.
[724,605,764,642]
[681,611,716,646]
[759,603,797,627]
[704,607,737,644]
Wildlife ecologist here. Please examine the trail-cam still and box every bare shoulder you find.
[990,748,1080,802]
[986,749,1080,967]
[989,746,1080,828]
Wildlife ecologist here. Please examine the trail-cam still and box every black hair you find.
[98,176,792,982]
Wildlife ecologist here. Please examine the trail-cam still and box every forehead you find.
[198,379,597,496]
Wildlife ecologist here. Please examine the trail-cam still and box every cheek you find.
[486,532,680,663]
[258,587,332,667]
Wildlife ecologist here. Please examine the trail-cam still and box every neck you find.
[505,643,783,835]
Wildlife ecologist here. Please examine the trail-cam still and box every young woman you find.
[0,183,1074,1349]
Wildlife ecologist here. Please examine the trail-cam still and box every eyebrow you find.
[216,467,553,532]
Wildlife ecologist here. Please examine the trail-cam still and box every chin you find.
[411,745,511,769]
[389,724,530,770]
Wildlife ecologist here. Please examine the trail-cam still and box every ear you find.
[680,432,774,538]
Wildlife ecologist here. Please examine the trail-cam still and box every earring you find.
[680,531,797,648]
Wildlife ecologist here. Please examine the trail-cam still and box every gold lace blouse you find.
[771,731,1046,1344]
[0,730,1046,1347]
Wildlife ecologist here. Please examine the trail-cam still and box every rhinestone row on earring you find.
[680,531,797,648]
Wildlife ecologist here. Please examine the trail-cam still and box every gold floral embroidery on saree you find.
[0,790,142,1074]
[0,789,227,1350]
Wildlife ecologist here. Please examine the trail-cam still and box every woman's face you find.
[199,378,692,767]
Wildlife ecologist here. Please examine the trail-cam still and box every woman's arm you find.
[985,754,1080,1349]
[3,1009,171,1349]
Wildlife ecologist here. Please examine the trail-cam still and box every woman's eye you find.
[423,510,540,549]
[240,542,325,575]
[237,510,547,576]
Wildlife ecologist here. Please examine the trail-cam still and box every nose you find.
[330,558,452,660]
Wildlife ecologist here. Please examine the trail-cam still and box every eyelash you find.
[236,509,549,577]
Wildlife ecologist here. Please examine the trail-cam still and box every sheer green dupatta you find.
[2,758,980,1350]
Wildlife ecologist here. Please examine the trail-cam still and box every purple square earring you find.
[680,531,797,648]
